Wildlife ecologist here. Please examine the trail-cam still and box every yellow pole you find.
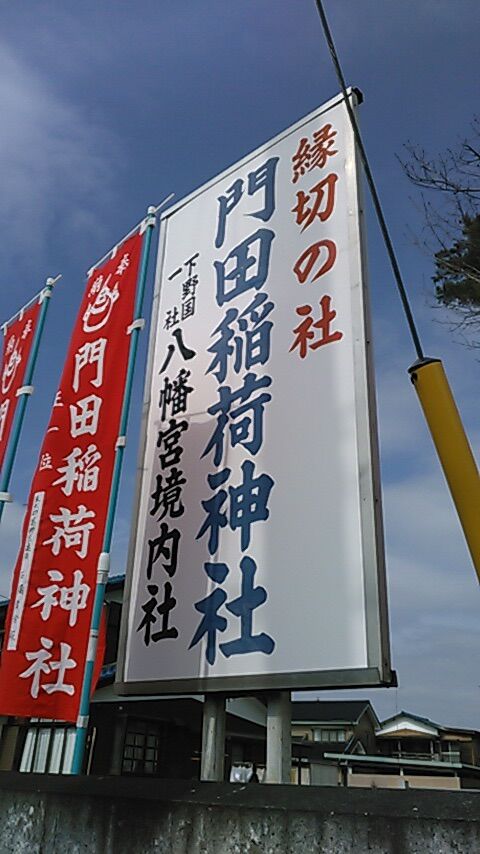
[408,358,480,583]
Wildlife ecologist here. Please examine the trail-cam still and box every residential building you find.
[324,710,480,790]
[290,699,379,784]
[375,710,480,766]
[1,579,478,790]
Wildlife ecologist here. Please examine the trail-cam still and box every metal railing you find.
[391,750,461,764]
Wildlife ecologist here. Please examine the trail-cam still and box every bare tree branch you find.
[399,121,480,345]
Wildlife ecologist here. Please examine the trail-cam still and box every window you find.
[313,727,347,743]
[18,719,75,774]
[440,743,461,763]
[122,719,163,775]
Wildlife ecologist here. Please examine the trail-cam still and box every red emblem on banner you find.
[0,300,42,472]
[0,232,143,722]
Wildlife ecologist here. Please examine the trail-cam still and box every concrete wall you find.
[309,760,340,786]
[347,772,461,790]
[0,772,478,853]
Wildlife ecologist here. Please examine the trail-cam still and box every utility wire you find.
[314,0,424,360]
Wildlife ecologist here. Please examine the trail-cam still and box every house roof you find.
[376,711,440,738]
[292,700,375,725]
[379,710,439,730]
[377,710,480,739]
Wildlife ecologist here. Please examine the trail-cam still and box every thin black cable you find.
[314,0,424,360]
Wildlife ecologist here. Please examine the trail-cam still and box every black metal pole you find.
[314,0,424,360]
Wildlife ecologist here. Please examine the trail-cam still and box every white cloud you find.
[299,339,480,728]
[383,479,480,728]
[0,42,120,273]
[373,352,480,726]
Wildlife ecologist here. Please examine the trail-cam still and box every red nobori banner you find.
[0,231,144,721]
[0,299,43,472]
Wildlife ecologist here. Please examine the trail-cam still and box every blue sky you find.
[0,0,479,727]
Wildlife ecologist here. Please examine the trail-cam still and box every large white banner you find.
[118,92,392,694]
